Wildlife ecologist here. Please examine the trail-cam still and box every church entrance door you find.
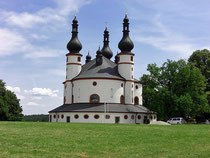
[66,116,70,123]
[115,117,120,124]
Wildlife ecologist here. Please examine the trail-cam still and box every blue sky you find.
[0,0,210,115]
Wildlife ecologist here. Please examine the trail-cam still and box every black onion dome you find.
[72,16,78,23]
[123,14,129,23]
[96,46,102,56]
[85,51,91,63]
[86,52,91,60]
[102,27,113,59]
[118,14,134,53]
[67,16,82,53]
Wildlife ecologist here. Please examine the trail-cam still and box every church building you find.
[49,14,157,124]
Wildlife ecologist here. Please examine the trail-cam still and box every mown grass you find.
[0,122,210,158]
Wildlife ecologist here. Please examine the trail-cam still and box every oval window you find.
[84,114,89,119]
[94,115,100,119]
[124,115,128,119]
[74,114,79,119]
[105,115,110,119]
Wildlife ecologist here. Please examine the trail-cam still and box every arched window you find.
[120,95,125,104]
[134,96,139,105]
[90,94,100,103]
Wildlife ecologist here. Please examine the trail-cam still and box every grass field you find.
[0,122,210,158]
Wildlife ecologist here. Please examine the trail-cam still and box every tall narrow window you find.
[77,57,81,62]
[78,88,80,98]
[110,88,113,98]
[120,95,125,104]
[72,95,74,103]
[134,96,139,105]
[90,94,100,103]
[131,56,133,61]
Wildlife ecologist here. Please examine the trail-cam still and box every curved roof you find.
[73,56,125,80]
[49,103,155,114]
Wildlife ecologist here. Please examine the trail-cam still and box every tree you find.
[140,59,209,121]
[188,49,210,104]
[0,80,23,121]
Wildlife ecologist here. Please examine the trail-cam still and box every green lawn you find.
[0,122,210,158]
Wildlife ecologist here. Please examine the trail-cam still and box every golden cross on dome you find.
[125,8,127,15]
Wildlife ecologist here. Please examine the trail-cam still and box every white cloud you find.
[6,86,21,93]
[32,96,42,100]
[26,102,39,106]
[6,86,25,100]
[0,28,32,56]
[0,0,91,58]
[16,94,25,100]
[24,88,59,97]
[2,0,91,29]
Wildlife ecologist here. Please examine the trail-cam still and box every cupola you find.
[85,51,91,63]
[67,16,82,53]
[96,47,103,66]
[101,27,113,59]
[118,14,134,53]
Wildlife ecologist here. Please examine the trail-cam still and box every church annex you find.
[49,14,157,124]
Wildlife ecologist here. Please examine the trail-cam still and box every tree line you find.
[140,49,210,121]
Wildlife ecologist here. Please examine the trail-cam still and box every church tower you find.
[101,27,113,59]
[64,16,82,104]
[118,14,135,104]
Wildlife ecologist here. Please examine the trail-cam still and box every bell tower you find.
[118,14,135,104]
[64,16,82,104]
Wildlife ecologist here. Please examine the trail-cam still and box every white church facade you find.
[49,14,157,124]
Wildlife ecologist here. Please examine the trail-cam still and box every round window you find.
[93,81,97,86]
[131,115,135,120]
[84,114,89,119]
[74,114,79,119]
[124,115,128,119]
[105,115,110,119]
[94,114,100,119]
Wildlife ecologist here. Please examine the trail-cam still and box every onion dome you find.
[101,27,113,59]
[67,16,82,53]
[85,51,91,63]
[115,52,119,64]
[118,14,134,53]
[96,46,103,66]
